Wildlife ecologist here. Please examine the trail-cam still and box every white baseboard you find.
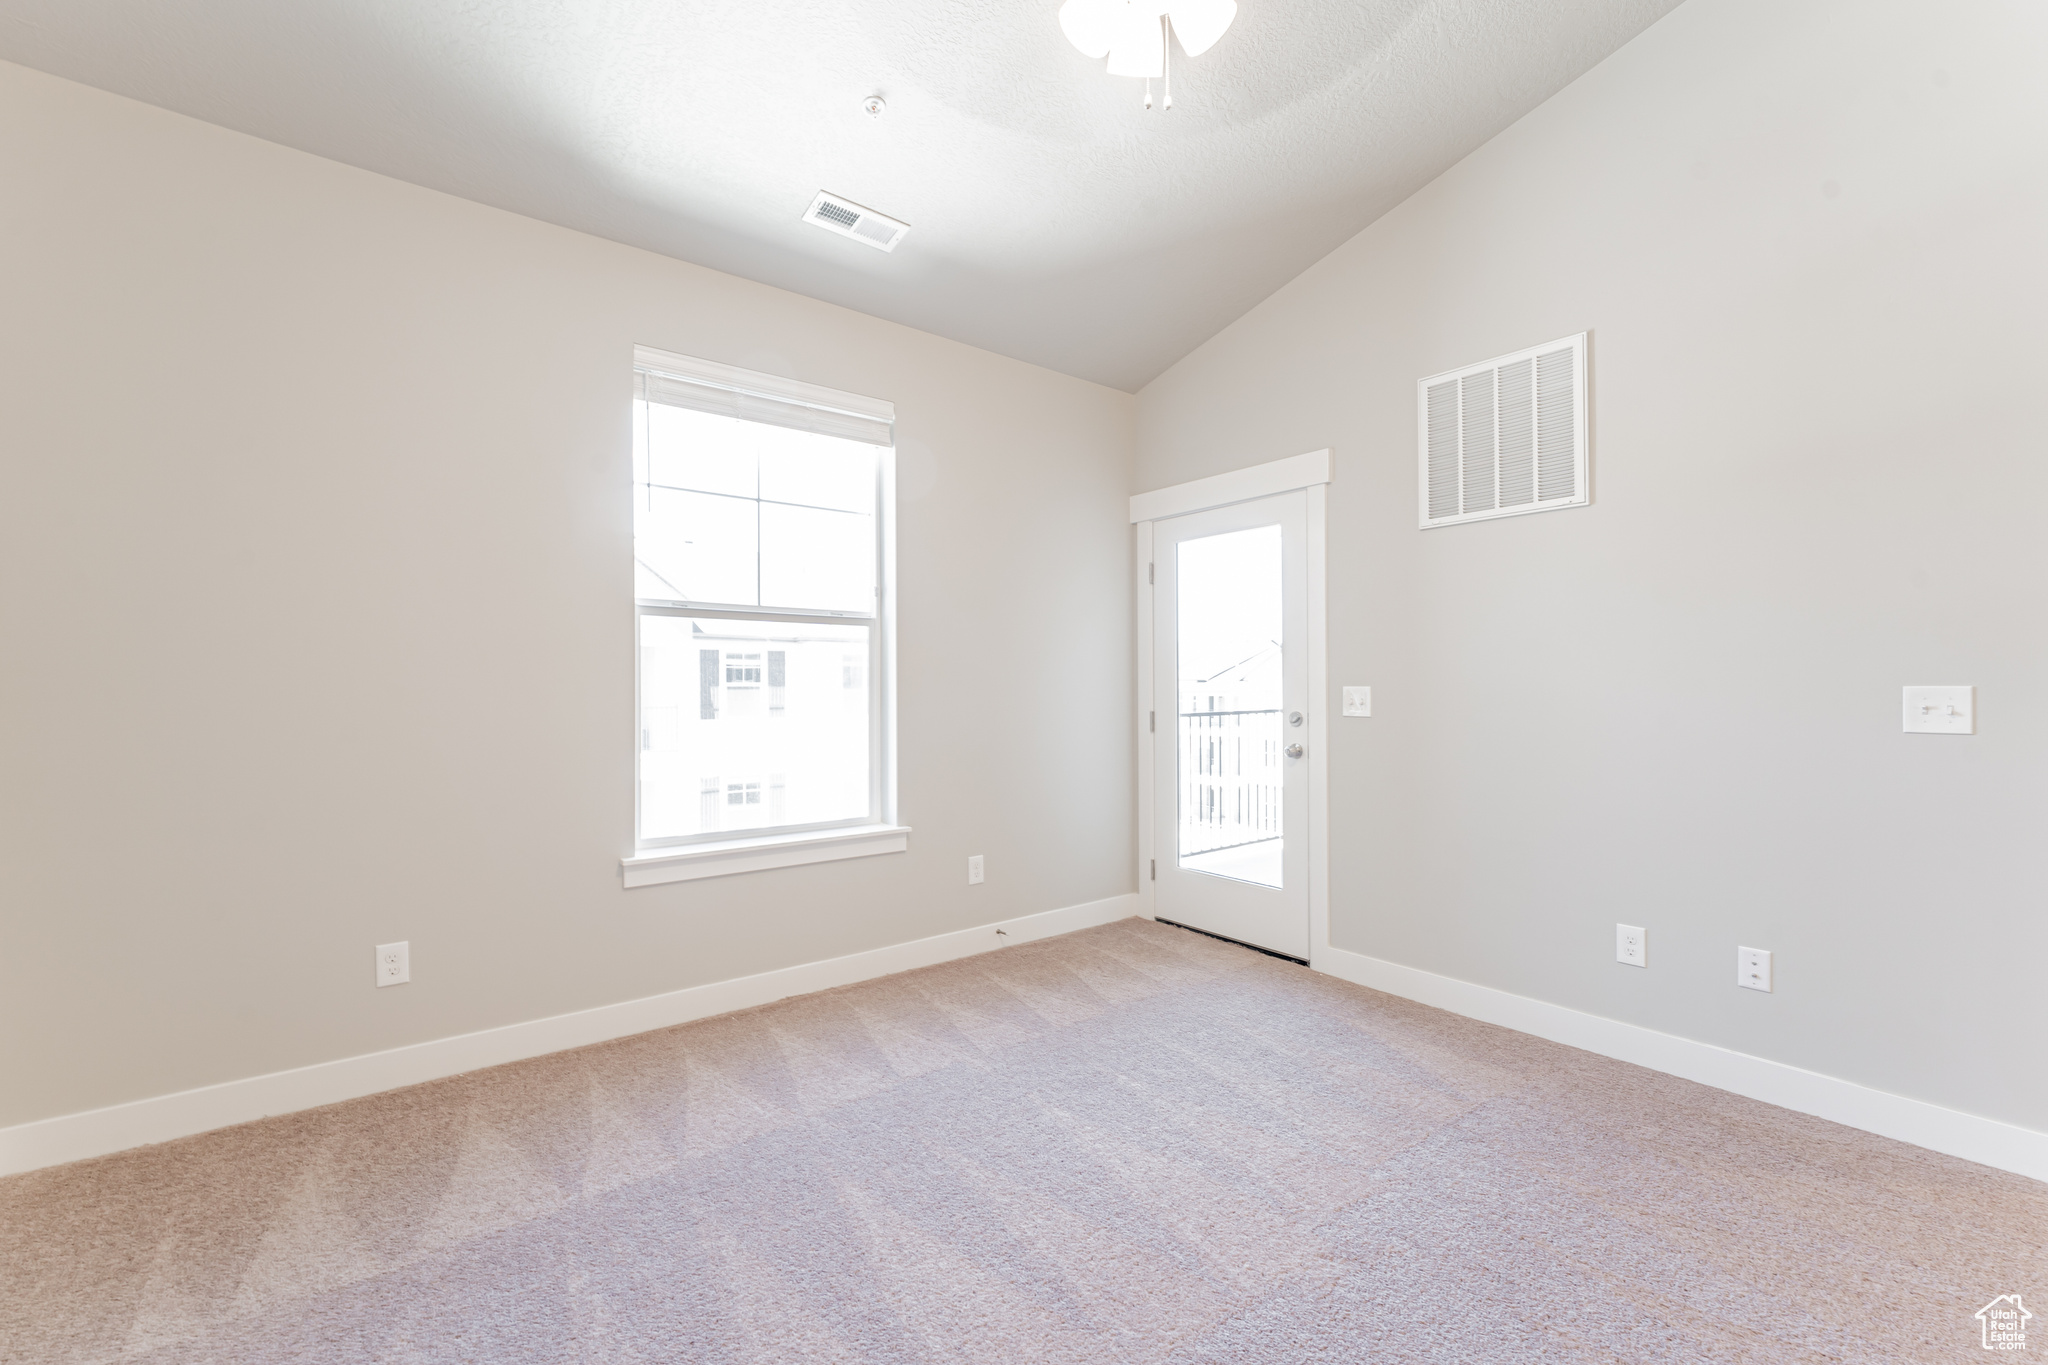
[0,893,1141,1178]
[1315,946,2048,1184]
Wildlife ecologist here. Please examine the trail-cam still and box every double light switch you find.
[1903,685,1974,734]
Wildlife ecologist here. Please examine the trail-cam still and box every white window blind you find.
[634,346,894,448]
[1417,333,1587,529]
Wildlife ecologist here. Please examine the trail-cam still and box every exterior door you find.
[1152,490,1309,959]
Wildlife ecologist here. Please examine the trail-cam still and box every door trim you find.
[1132,453,1330,966]
[1305,482,1328,967]
[1128,449,1331,523]
[1135,517,1156,920]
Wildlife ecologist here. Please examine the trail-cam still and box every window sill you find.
[621,824,910,888]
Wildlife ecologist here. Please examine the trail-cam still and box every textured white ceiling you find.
[0,0,1680,390]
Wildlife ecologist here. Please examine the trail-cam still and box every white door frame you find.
[1132,449,1331,965]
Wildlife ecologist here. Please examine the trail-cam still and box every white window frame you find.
[621,346,904,888]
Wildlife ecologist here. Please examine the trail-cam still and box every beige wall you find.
[0,60,1135,1128]
[1137,0,2048,1132]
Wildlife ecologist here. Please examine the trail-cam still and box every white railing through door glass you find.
[1177,704,1282,858]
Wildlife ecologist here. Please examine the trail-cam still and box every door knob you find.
[1285,743,1304,759]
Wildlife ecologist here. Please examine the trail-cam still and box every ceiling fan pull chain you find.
[1144,76,1153,111]
[1163,16,1173,110]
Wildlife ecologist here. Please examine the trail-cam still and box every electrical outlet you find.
[1616,924,1646,968]
[967,855,984,885]
[1738,946,1772,992]
[375,941,410,987]
[1343,686,1372,717]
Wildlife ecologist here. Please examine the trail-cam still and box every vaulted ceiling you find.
[0,0,1681,389]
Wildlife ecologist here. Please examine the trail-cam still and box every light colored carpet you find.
[3,917,2041,1363]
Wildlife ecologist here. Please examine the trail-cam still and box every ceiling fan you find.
[1057,0,1239,110]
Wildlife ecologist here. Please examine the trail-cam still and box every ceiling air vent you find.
[1418,332,1588,529]
[802,192,909,253]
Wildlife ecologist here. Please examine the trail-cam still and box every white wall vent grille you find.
[1418,332,1588,528]
[802,192,910,253]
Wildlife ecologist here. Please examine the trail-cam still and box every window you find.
[631,347,895,861]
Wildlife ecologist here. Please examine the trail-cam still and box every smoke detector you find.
[802,192,909,253]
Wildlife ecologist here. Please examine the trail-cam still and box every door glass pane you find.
[1177,524,1283,887]
[638,614,871,841]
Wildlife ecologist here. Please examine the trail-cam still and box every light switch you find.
[1343,686,1371,717]
[1902,685,1974,734]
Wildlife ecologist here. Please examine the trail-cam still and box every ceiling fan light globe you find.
[1058,0,1120,59]
[1103,3,1166,77]
[1165,0,1236,56]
